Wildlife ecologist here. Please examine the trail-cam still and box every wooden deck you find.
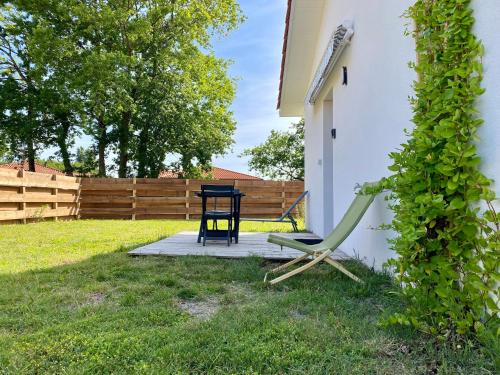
[128,231,351,260]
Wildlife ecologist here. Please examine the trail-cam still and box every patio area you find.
[128,231,351,260]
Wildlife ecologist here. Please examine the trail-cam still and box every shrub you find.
[382,0,499,339]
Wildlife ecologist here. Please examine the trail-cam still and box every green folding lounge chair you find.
[240,190,308,232]
[265,183,378,285]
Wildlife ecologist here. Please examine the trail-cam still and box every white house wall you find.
[304,101,326,234]
[304,0,415,269]
[302,0,500,270]
[473,0,500,201]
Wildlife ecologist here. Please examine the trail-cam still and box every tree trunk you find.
[26,136,36,172]
[137,124,149,178]
[56,117,74,176]
[118,110,132,178]
[97,114,107,177]
[26,101,36,172]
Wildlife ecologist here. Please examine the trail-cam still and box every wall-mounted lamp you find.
[331,128,337,139]
[342,66,348,85]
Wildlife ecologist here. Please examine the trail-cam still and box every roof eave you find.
[277,0,292,110]
[276,0,325,117]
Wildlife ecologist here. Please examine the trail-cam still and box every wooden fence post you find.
[51,174,58,221]
[132,177,137,220]
[18,169,26,224]
[185,179,190,220]
[281,181,286,215]
[76,177,81,219]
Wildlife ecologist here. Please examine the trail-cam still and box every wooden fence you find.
[0,172,304,223]
[79,178,304,220]
[0,169,80,224]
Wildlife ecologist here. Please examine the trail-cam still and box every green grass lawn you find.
[0,220,496,374]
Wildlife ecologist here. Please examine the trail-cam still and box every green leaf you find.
[449,197,466,209]
[440,128,456,138]
[447,180,458,191]
[462,225,477,238]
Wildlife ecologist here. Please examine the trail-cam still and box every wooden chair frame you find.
[265,182,378,285]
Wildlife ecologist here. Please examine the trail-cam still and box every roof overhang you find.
[277,0,325,117]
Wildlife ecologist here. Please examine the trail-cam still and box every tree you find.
[35,158,65,172]
[0,0,242,178]
[0,8,47,171]
[132,49,236,178]
[0,1,83,174]
[0,135,12,162]
[242,119,304,181]
[74,147,98,177]
[59,0,243,177]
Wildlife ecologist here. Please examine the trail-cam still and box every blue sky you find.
[42,1,297,175]
[212,0,299,175]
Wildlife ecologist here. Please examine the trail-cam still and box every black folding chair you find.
[197,184,235,246]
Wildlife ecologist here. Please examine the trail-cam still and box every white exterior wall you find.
[304,0,415,269]
[303,0,500,270]
[304,101,326,234]
[473,0,500,199]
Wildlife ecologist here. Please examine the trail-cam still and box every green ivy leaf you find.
[462,225,477,238]
[449,197,466,209]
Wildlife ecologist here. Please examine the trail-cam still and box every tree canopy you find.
[242,119,304,181]
[0,0,243,177]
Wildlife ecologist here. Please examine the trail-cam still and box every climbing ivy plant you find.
[382,0,499,339]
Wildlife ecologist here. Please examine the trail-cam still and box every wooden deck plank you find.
[128,231,351,260]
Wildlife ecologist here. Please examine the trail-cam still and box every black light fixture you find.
[342,66,348,85]
[331,128,337,139]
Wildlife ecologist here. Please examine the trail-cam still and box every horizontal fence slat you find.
[0,177,79,190]
[0,207,78,221]
[0,193,78,203]
[80,196,134,204]
[80,184,134,191]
